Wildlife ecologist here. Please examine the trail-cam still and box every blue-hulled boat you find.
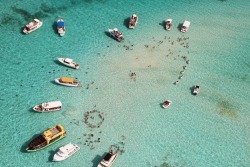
[57,18,65,36]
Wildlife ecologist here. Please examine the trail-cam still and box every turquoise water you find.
[0,0,250,166]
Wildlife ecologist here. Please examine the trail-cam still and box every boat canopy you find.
[42,101,62,109]
[34,19,40,23]
[61,77,74,83]
[57,21,65,27]
[103,153,112,161]
[43,124,64,138]
[65,58,73,63]
[183,21,190,27]
[166,19,172,22]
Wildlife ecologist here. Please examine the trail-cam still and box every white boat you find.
[57,18,65,36]
[193,85,200,95]
[162,100,172,109]
[181,20,190,33]
[58,58,79,69]
[54,77,80,87]
[53,143,80,161]
[23,19,43,34]
[129,14,138,29]
[33,101,62,112]
[165,19,172,31]
[108,28,124,42]
[97,150,118,167]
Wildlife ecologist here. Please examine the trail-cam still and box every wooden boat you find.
[57,18,65,36]
[23,19,43,34]
[33,101,62,112]
[97,150,118,167]
[108,28,124,42]
[54,77,80,87]
[53,143,80,161]
[181,20,190,33]
[26,124,66,152]
[193,85,200,95]
[58,58,79,69]
[165,19,172,30]
[129,14,138,29]
[162,100,172,109]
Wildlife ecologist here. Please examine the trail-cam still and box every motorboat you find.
[181,20,190,33]
[26,124,66,152]
[58,58,80,69]
[129,14,138,29]
[165,19,172,30]
[97,150,118,167]
[33,101,62,112]
[108,28,124,42]
[57,18,65,36]
[53,143,80,161]
[54,77,80,87]
[162,100,172,109]
[23,19,43,34]
[193,85,200,95]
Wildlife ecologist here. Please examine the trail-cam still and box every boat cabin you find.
[64,58,73,64]
[42,124,65,143]
[60,77,76,83]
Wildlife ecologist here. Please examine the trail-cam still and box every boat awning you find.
[183,21,190,27]
[61,77,74,83]
[65,58,73,63]
[42,101,62,109]
[57,21,64,27]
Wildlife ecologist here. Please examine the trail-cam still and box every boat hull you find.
[53,143,80,161]
[58,58,79,69]
[54,78,80,87]
[23,21,43,34]
[33,105,61,112]
[26,135,66,152]
[162,100,172,109]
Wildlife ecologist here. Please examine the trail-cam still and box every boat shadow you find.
[177,23,182,31]
[52,21,58,35]
[47,149,59,162]
[28,107,34,113]
[20,133,41,153]
[104,31,112,40]
[53,59,62,66]
[159,21,165,30]
[190,86,195,95]
[159,102,165,109]
[123,17,130,28]
[91,153,106,167]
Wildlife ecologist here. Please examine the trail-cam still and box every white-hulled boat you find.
[193,85,200,95]
[162,100,172,109]
[181,20,190,33]
[55,77,80,87]
[129,14,138,29]
[58,58,79,69]
[97,150,118,167]
[23,19,43,34]
[53,143,80,161]
[108,28,124,42]
[33,101,62,112]
[165,19,172,31]
[57,18,65,36]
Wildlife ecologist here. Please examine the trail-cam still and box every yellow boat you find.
[54,77,80,87]
[26,124,66,152]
